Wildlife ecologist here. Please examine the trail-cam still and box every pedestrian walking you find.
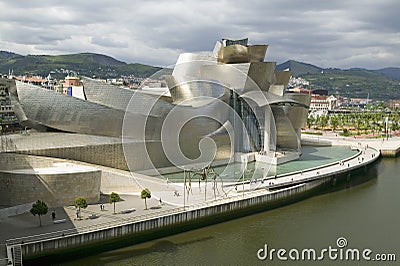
[51,210,56,220]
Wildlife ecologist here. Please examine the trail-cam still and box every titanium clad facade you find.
[245,62,275,91]
[248,45,268,62]
[82,77,173,117]
[12,80,169,139]
[283,93,312,134]
[271,105,301,151]
[14,81,126,137]
[275,70,292,88]
[217,43,267,64]
[7,38,310,172]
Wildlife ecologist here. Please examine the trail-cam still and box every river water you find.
[63,157,400,265]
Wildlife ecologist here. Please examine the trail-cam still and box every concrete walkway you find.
[1,195,175,244]
[302,132,400,156]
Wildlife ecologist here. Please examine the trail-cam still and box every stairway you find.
[12,245,22,266]
[0,244,8,266]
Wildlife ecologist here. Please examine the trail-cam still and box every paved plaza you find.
[0,194,175,243]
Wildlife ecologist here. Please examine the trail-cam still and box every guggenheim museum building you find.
[10,39,310,171]
[0,38,311,206]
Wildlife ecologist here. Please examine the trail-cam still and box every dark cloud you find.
[91,36,128,48]
[0,0,398,69]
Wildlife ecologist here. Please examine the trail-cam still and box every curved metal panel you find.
[82,77,173,117]
[271,105,300,151]
[248,45,268,62]
[240,91,309,108]
[275,70,292,88]
[218,44,250,64]
[283,93,311,129]
[246,62,275,91]
[14,81,163,138]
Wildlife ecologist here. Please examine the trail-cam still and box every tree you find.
[307,116,314,129]
[141,188,152,210]
[330,115,339,131]
[319,115,328,129]
[30,200,48,227]
[342,128,349,136]
[74,197,88,211]
[109,192,120,214]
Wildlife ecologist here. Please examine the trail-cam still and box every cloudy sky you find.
[0,0,399,69]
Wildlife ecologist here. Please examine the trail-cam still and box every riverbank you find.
[302,131,400,157]
[1,139,381,265]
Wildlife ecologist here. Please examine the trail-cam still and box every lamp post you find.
[385,116,389,140]
[183,168,186,210]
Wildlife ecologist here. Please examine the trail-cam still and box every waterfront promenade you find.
[302,131,400,157]
[1,141,378,242]
[1,135,385,265]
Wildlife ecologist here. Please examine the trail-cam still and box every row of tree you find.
[30,188,152,226]
[307,112,400,135]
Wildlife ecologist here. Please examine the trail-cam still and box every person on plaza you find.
[51,210,56,220]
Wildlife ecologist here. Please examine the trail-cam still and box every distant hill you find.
[276,60,322,76]
[276,60,400,100]
[0,51,21,60]
[0,52,161,78]
[301,67,400,100]
[276,60,400,81]
[373,67,400,80]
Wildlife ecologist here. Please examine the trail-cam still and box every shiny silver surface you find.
[271,105,300,151]
[248,45,268,62]
[240,90,309,108]
[14,81,126,137]
[283,93,312,131]
[275,70,292,89]
[217,43,268,64]
[82,77,172,117]
[218,44,250,64]
[11,80,173,139]
[8,38,310,172]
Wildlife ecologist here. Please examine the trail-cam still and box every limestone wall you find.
[0,171,101,207]
[0,154,101,207]
[17,143,129,171]
[100,170,140,194]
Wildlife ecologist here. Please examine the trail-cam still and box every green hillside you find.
[0,51,161,79]
[276,60,400,100]
[0,51,19,59]
[302,68,400,100]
